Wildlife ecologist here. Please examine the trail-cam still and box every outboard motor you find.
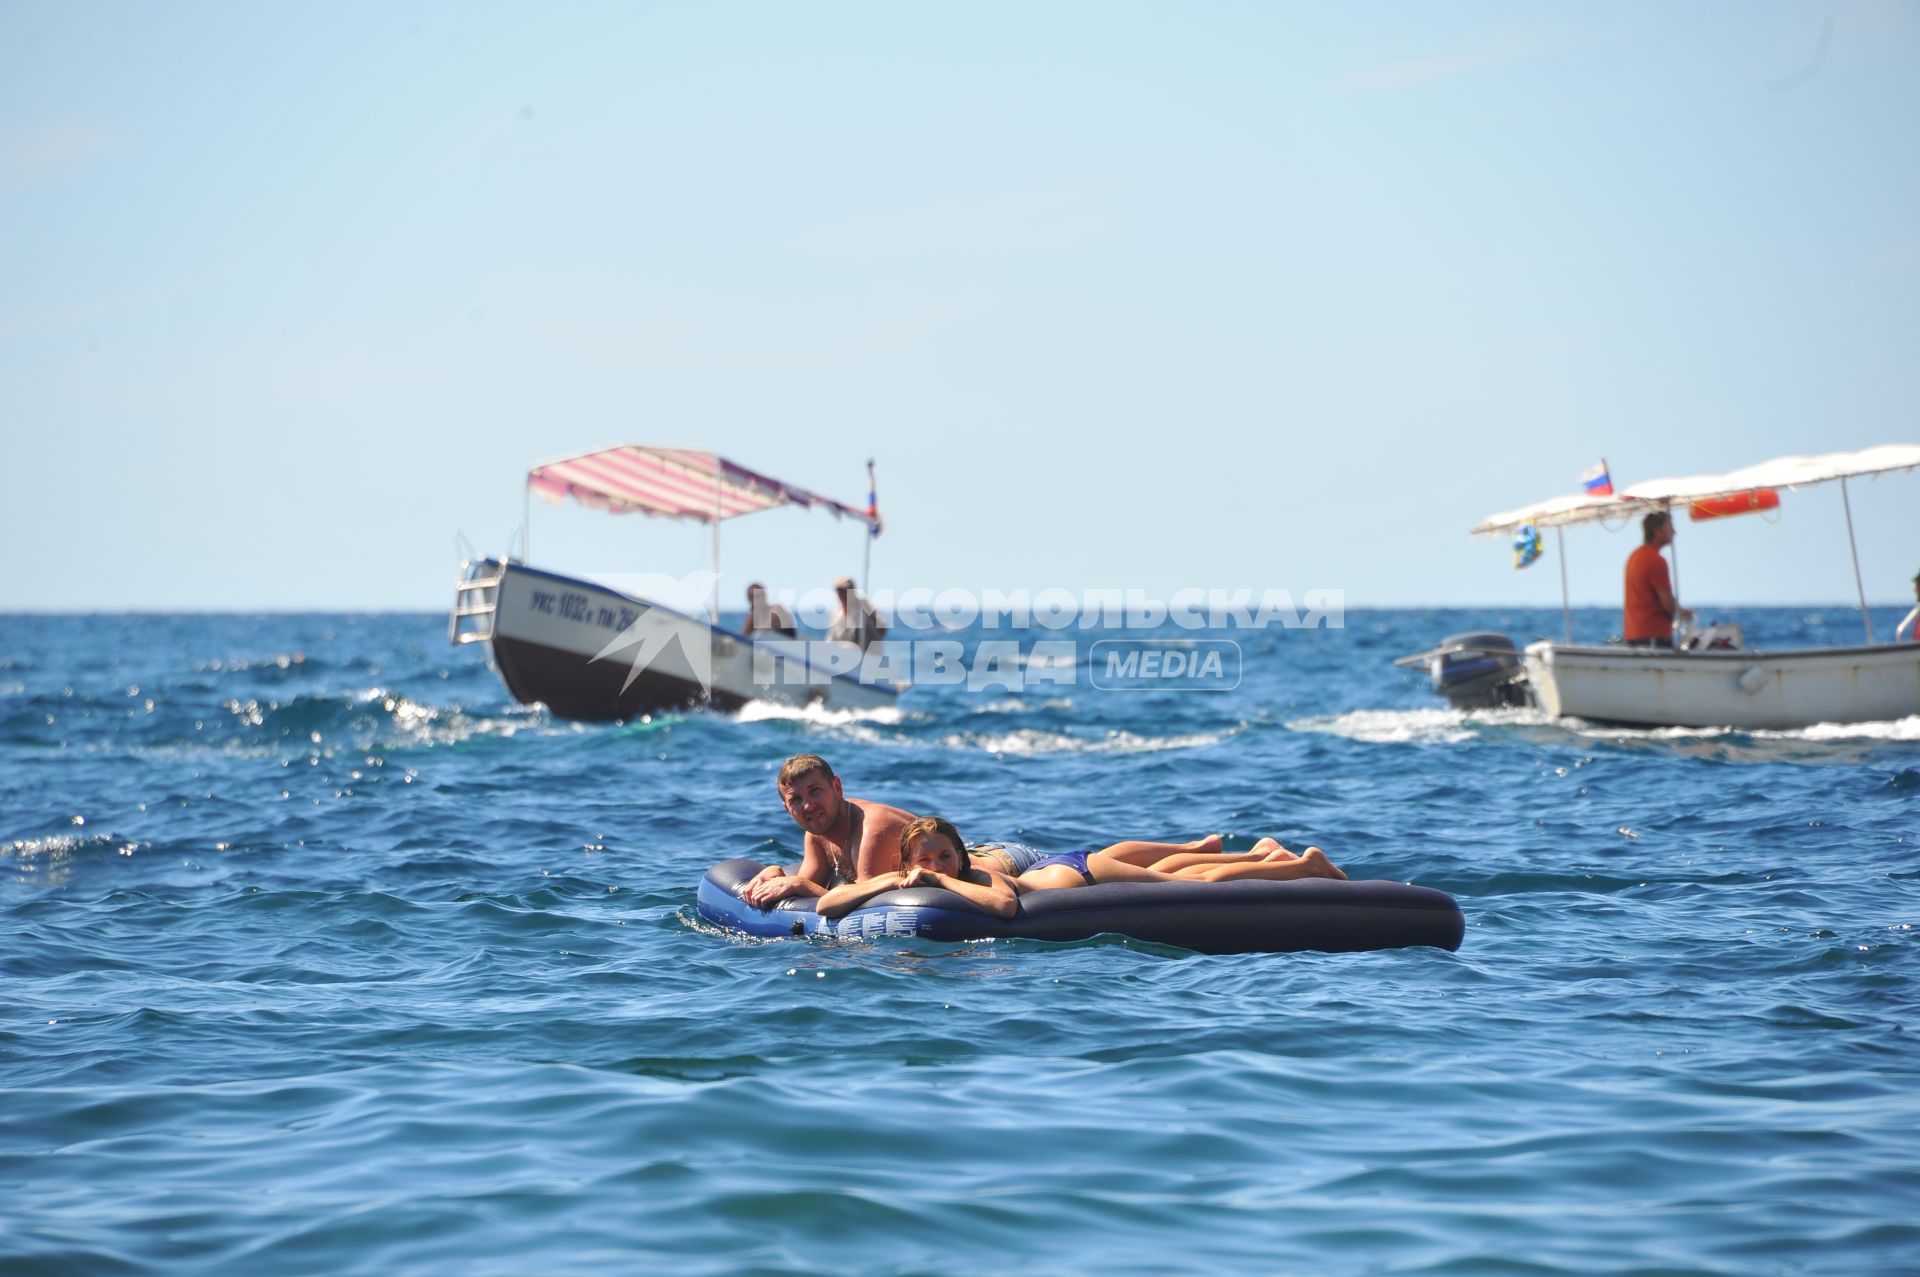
[1400,631,1528,709]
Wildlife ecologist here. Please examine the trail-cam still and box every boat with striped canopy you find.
[449,446,898,720]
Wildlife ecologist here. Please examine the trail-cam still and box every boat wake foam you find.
[1288,707,1554,745]
[1292,706,1920,749]
[730,701,909,727]
[1764,715,1920,741]
[936,725,1243,756]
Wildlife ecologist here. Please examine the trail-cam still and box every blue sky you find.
[5,1,1916,611]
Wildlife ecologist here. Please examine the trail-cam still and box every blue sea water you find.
[3,607,1917,1277]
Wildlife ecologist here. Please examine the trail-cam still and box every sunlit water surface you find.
[3,608,1916,1276]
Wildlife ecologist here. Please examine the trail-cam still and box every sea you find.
[4,606,1917,1277]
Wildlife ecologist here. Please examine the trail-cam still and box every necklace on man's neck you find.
[828,804,857,877]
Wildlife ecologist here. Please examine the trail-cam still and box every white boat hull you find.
[1523,641,1920,729]
[453,560,901,720]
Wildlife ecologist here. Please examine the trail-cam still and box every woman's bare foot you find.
[1251,836,1300,862]
[1295,847,1346,880]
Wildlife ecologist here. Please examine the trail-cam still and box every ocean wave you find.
[203,688,553,753]
[741,712,1240,756]
[2,832,145,890]
[730,701,911,728]
[1291,705,1920,754]
[2,831,138,862]
[946,695,1078,716]
[1732,715,1920,743]
[137,688,560,757]
[1287,706,1554,745]
[192,651,314,675]
[936,725,1242,756]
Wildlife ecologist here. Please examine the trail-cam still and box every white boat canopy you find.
[1471,444,1920,537]
[528,445,875,527]
[1609,443,1920,511]
[1470,492,1639,536]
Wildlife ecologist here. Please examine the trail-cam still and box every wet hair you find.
[899,816,970,871]
[1642,511,1671,543]
[777,754,835,792]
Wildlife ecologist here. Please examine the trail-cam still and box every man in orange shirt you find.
[1623,511,1695,647]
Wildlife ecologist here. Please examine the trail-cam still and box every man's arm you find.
[1653,563,1694,623]
[742,839,833,907]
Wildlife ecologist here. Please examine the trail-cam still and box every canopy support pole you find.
[521,478,531,563]
[710,468,722,624]
[1666,499,1681,606]
[862,457,876,595]
[1555,526,1572,643]
[1841,476,1874,642]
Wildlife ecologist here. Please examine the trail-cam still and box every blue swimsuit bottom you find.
[1024,849,1097,886]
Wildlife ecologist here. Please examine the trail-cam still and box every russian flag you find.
[1582,461,1613,496]
[866,460,882,538]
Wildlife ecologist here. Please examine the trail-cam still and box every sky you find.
[4,0,1917,613]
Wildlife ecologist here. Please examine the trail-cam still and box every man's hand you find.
[743,873,811,908]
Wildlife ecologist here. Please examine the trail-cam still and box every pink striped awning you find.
[527,446,874,527]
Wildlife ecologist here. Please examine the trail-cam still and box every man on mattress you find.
[740,754,917,907]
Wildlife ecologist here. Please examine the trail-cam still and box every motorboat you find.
[1398,444,1920,729]
[449,446,901,720]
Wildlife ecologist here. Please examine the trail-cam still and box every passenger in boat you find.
[743,582,798,639]
[827,575,887,650]
[1623,512,1695,648]
[817,816,1019,920]
[1896,569,1920,643]
[741,754,917,907]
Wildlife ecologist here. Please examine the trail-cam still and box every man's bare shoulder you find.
[850,798,916,825]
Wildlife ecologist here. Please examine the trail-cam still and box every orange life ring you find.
[1688,489,1780,521]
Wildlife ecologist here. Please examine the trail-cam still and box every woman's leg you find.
[1044,841,1347,887]
[1097,834,1295,873]
[1249,836,1300,862]
[1081,854,1186,885]
[1176,846,1346,882]
[1152,837,1306,872]
[1095,834,1225,867]
[1150,849,1276,872]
